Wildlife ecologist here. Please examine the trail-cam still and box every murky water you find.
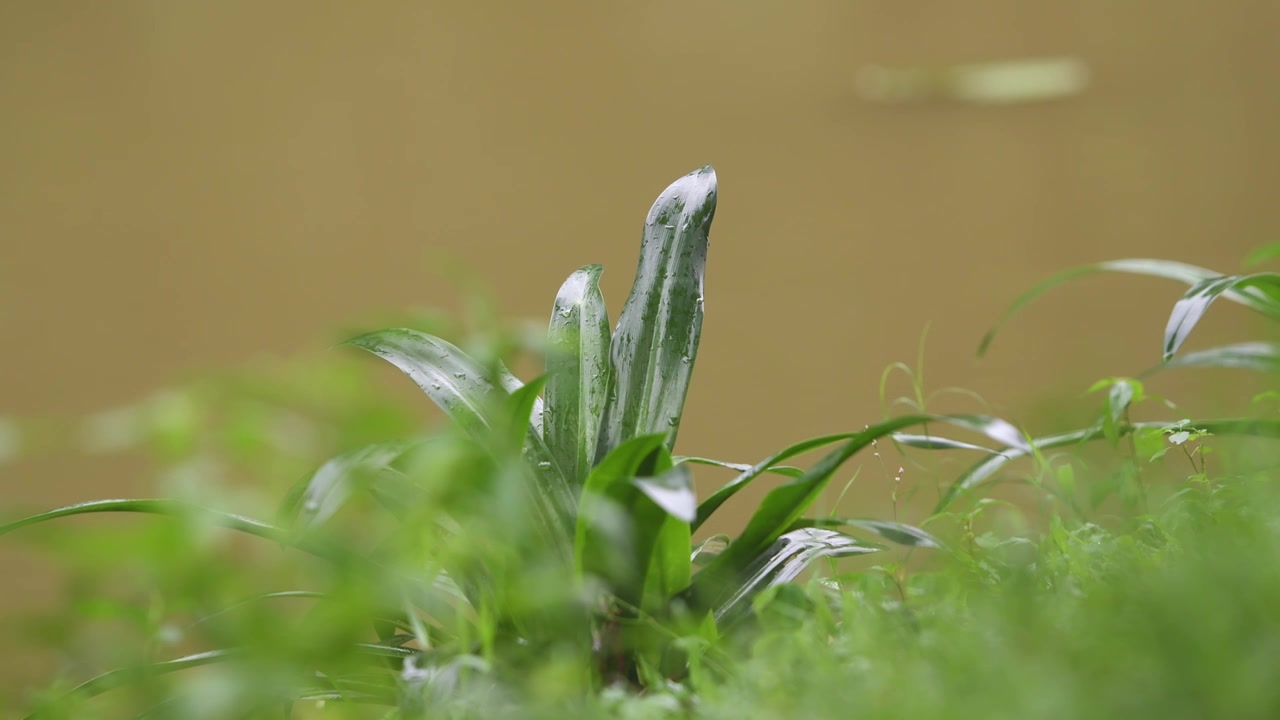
[2,0,1277,699]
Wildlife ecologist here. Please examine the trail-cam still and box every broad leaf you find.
[979,259,1280,357]
[575,435,693,610]
[345,329,504,436]
[345,328,576,541]
[675,455,804,478]
[545,264,612,486]
[596,166,717,461]
[891,433,1009,454]
[713,528,881,623]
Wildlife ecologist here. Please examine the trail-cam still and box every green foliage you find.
[5,170,1280,718]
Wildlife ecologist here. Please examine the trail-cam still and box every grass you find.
[3,168,1280,718]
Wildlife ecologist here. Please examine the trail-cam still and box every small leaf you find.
[979,259,1280,357]
[632,465,696,523]
[934,418,1280,513]
[277,440,420,530]
[1144,342,1280,375]
[674,455,804,478]
[545,265,612,486]
[692,413,1023,610]
[696,414,1027,532]
[1244,243,1280,267]
[1163,274,1280,360]
[890,433,1008,454]
[596,166,717,461]
[691,534,730,567]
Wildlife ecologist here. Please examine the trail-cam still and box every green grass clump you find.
[3,168,1280,718]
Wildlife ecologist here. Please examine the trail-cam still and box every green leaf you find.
[1244,243,1280,267]
[695,414,1026,531]
[1142,341,1280,375]
[345,329,504,436]
[790,517,943,548]
[501,373,550,453]
[933,418,1280,513]
[545,265,612,486]
[1,498,282,543]
[978,259,1280,357]
[691,534,730,567]
[596,166,717,461]
[0,498,364,567]
[638,465,695,610]
[345,328,576,539]
[890,434,1009,454]
[694,433,859,532]
[575,435,693,609]
[1163,273,1280,360]
[712,528,881,624]
[692,414,1025,609]
[674,455,805,478]
[277,440,420,530]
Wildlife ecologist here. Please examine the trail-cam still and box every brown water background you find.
[2,0,1278,703]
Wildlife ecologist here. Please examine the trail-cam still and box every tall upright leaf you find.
[596,166,717,462]
[545,265,612,486]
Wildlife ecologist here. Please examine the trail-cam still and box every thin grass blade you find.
[979,259,1280,357]
[791,517,944,548]
[933,418,1280,513]
[1164,273,1280,360]
[691,413,1025,610]
[695,415,1026,532]
[1141,341,1280,375]
[674,455,804,478]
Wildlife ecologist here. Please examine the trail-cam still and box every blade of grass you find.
[979,259,1280,357]
[1163,273,1280,360]
[789,517,943,548]
[933,418,1280,513]
[695,414,1025,531]
[1140,341,1280,375]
